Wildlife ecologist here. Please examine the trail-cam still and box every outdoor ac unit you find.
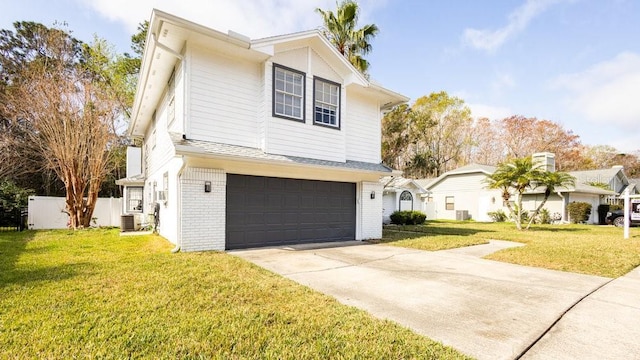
[156,190,167,201]
[456,210,469,221]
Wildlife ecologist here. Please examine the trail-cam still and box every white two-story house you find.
[121,10,407,251]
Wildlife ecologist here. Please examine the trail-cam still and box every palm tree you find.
[525,171,575,229]
[316,0,379,74]
[485,157,544,230]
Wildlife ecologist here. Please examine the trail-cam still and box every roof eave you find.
[174,145,393,176]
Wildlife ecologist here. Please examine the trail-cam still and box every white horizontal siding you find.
[267,118,346,162]
[188,47,260,148]
[345,91,380,163]
[264,52,346,162]
[145,98,175,177]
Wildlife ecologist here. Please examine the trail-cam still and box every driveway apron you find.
[232,242,612,360]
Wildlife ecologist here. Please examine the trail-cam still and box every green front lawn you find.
[0,229,469,359]
[382,221,640,278]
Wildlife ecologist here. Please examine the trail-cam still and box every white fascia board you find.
[174,145,392,176]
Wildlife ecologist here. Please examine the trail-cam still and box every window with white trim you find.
[273,64,305,121]
[314,77,340,128]
[126,187,143,213]
[445,196,455,211]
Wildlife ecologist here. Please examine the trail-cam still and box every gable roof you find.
[569,167,627,186]
[381,176,427,193]
[425,164,497,190]
[129,9,408,137]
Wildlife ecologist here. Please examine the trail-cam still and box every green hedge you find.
[567,202,592,224]
[389,210,426,225]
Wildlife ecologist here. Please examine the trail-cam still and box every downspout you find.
[556,191,566,222]
[172,157,187,253]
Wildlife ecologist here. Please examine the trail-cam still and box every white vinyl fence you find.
[28,196,121,229]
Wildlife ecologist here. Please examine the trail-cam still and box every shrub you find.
[487,209,507,222]
[538,208,551,224]
[609,204,623,211]
[567,202,592,224]
[389,210,426,225]
[510,205,529,223]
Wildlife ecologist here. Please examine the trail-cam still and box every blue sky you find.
[3,0,639,153]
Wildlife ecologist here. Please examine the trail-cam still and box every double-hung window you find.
[273,64,305,121]
[126,187,143,213]
[313,77,340,128]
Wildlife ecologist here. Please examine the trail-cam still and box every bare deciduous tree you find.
[1,27,118,228]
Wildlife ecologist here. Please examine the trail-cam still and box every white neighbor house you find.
[121,10,408,251]
[381,176,428,224]
[420,153,621,224]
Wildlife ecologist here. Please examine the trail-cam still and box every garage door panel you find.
[226,174,356,249]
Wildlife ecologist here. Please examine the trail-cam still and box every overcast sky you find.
[3,0,639,153]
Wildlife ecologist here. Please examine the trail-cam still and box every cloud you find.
[551,52,640,128]
[75,0,386,38]
[467,103,513,120]
[491,72,516,94]
[462,0,562,52]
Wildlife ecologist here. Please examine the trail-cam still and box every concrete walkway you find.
[232,241,633,359]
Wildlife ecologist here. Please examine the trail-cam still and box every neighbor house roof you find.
[380,176,428,193]
[414,178,435,189]
[424,163,497,189]
[525,182,617,196]
[570,167,626,184]
[170,134,393,174]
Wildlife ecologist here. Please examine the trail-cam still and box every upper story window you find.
[273,64,305,121]
[313,77,341,129]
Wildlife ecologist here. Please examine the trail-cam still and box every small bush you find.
[567,202,592,223]
[538,208,552,224]
[609,204,623,211]
[488,209,507,222]
[510,205,529,223]
[389,210,426,225]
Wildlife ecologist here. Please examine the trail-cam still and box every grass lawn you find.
[382,221,640,278]
[0,229,469,359]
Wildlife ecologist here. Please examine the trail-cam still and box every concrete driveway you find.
[232,241,640,360]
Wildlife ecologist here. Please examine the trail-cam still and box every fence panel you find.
[28,196,122,229]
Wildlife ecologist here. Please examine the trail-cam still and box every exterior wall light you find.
[204,181,211,193]
[370,191,376,199]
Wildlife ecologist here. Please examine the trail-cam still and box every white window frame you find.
[272,64,305,121]
[445,196,455,211]
[313,76,341,129]
[126,186,144,214]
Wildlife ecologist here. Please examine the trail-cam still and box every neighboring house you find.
[119,10,408,251]
[380,176,428,224]
[420,154,623,224]
[570,166,638,203]
[418,164,503,222]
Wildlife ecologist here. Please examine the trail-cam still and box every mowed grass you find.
[382,221,640,278]
[0,229,469,359]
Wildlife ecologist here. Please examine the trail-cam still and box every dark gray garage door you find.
[226,174,356,250]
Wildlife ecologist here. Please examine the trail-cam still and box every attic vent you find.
[162,29,169,37]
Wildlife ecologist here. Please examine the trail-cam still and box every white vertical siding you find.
[345,90,381,163]
[188,47,260,148]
